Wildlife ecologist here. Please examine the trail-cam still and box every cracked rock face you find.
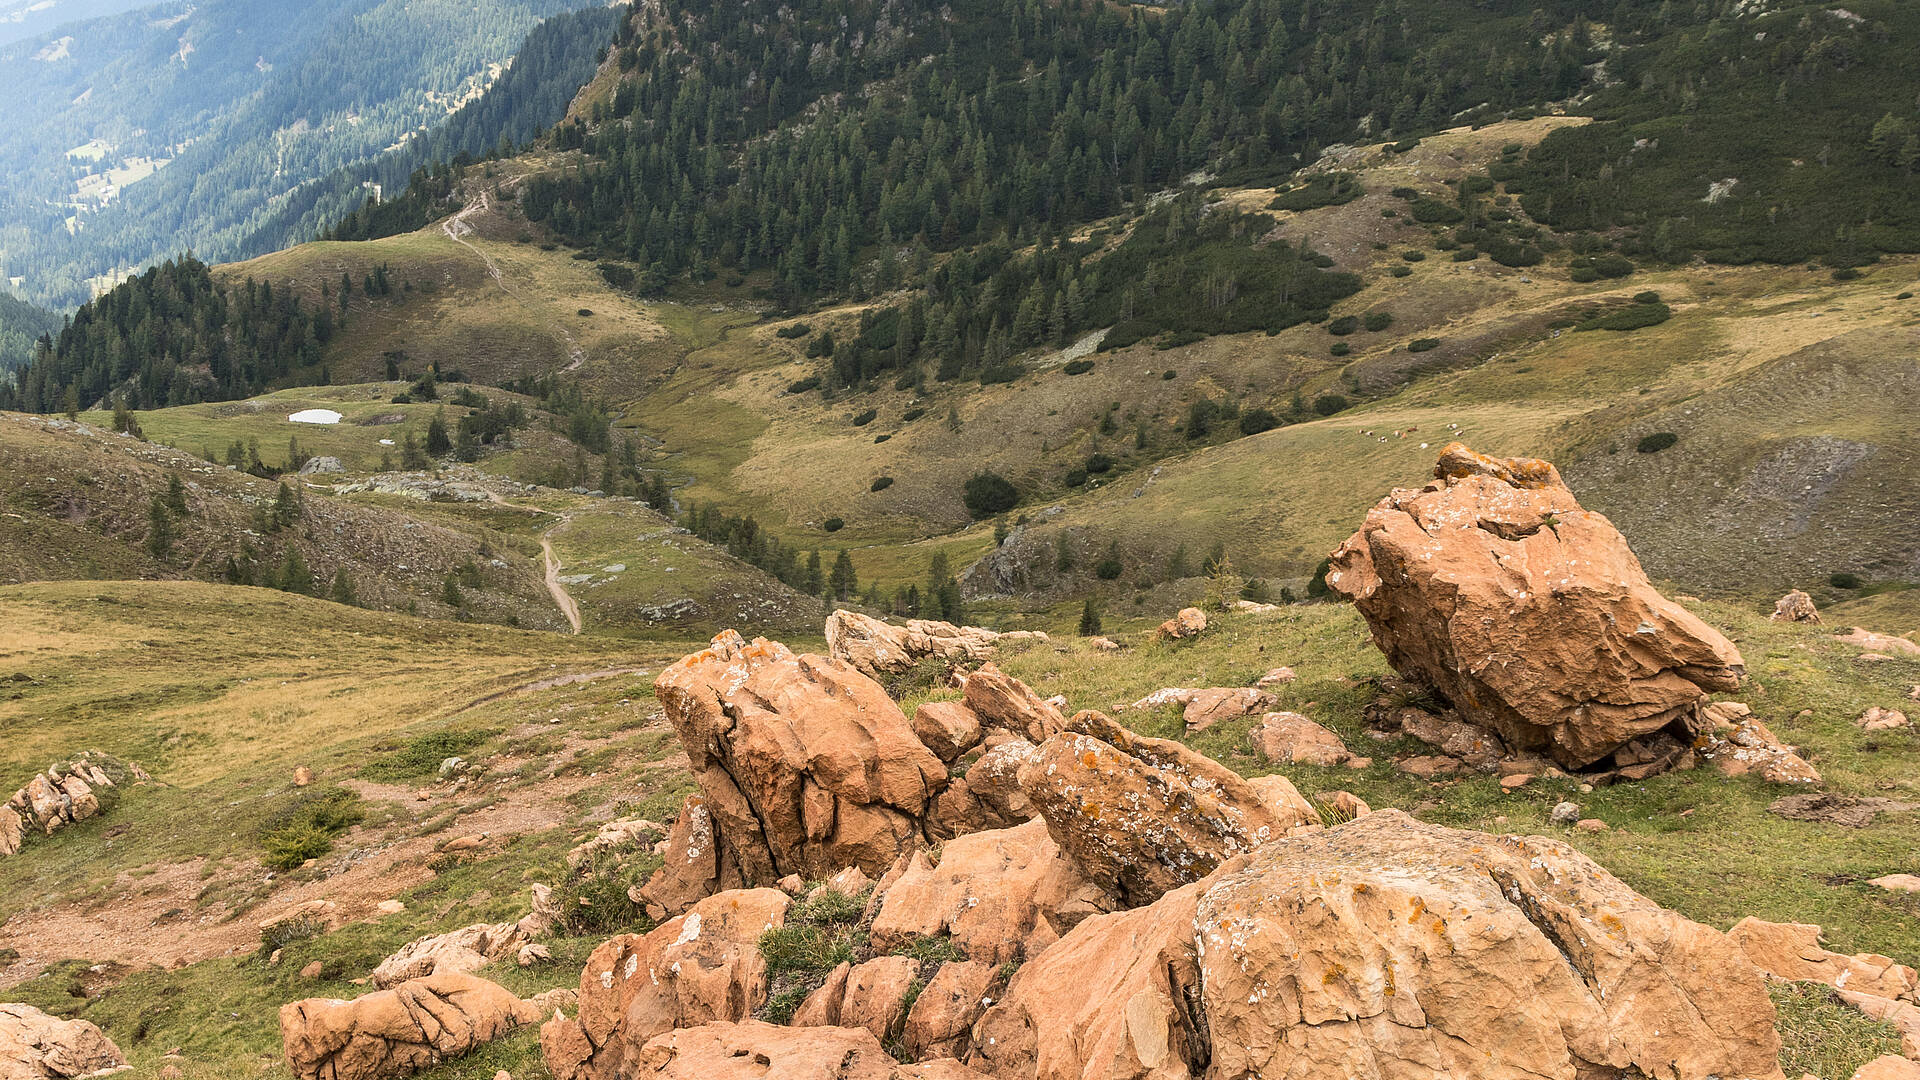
[1328,443,1744,770]
[0,1002,128,1079]
[280,972,539,1080]
[971,811,1782,1080]
[1016,711,1287,907]
[1192,810,1782,1080]
[654,631,947,884]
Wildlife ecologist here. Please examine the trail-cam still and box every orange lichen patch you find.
[1322,962,1348,985]
[1433,442,1563,490]
[1080,801,1104,820]
[1353,883,1373,896]
[1081,750,1101,769]
[1407,897,1428,924]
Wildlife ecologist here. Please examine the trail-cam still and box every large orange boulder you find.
[654,631,947,884]
[1328,444,1744,770]
[0,1002,128,1079]
[1192,810,1781,1080]
[279,972,539,1080]
[541,888,791,1080]
[1015,712,1286,907]
[826,610,1021,681]
[969,811,1782,1080]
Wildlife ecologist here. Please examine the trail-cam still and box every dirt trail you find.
[542,523,583,634]
[442,192,588,373]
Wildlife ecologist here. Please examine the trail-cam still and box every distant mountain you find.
[0,0,612,309]
[0,0,151,48]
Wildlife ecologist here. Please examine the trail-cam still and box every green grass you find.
[1770,982,1906,1080]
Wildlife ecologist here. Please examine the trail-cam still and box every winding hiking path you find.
[541,524,583,635]
[442,192,588,373]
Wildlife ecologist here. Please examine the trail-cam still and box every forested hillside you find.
[0,0,610,309]
[0,292,63,372]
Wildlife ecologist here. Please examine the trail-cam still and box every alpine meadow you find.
[0,2,1917,1079]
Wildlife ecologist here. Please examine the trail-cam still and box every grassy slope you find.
[202,116,1919,605]
[0,412,568,628]
[0,587,1913,1077]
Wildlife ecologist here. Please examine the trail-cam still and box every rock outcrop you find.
[826,610,1043,682]
[1699,702,1820,784]
[1,752,138,857]
[1728,918,1918,1001]
[370,923,529,989]
[629,1020,988,1079]
[869,818,1113,963]
[1249,711,1354,767]
[961,664,1066,744]
[280,972,539,1080]
[975,811,1783,1080]
[653,632,947,885]
[541,888,791,1080]
[1771,590,1822,623]
[1328,443,1744,772]
[634,794,735,920]
[0,1002,128,1078]
[1016,711,1286,906]
[1154,608,1207,641]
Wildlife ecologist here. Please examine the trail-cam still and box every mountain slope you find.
[0,0,613,309]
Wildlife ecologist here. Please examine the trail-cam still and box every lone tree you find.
[1078,597,1103,636]
[962,471,1018,519]
[146,496,173,558]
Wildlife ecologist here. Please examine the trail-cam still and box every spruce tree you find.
[829,550,857,601]
[1078,597,1102,636]
[163,474,188,515]
[330,570,358,606]
[426,411,453,457]
[277,548,314,594]
[146,496,174,558]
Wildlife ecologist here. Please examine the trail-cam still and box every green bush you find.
[901,407,926,421]
[873,434,890,443]
[1593,254,1635,278]
[870,477,894,492]
[1161,370,1177,380]
[775,322,812,339]
[1832,267,1863,281]
[1570,266,1601,283]
[963,472,1019,518]
[1312,394,1350,415]
[1453,248,1481,262]
[1064,468,1089,487]
[851,409,877,426]
[1239,408,1279,435]
[1363,311,1393,332]
[1409,199,1464,224]
[1407,338,1442,352]
[1085,453,1115,474]
[362,729,493,781]
[1580,302,1671,332]
[1636,432,1678,454]
[259,788,366,871]
[1156,330,1205,350]
[1829,572,1863,590]
[1268,172,1362,212]
[1094,555,1123,580]
[1063,359,1095,375]
[786,377,821,394]
[1328,315,1359,336]
[1329,342,1351,356]
[823,517,845,532]
[556,841,663,936]
[1389,265,1413,278]
[1402,250,1426,262]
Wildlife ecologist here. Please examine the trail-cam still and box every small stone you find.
[1857,707,1910,732]
[1500,773,1533,790]
[292,766,313,787]
[1550,801,1580,825]
[159,1068,183,1080]
[1867,874,1920,893]
[777,874,805,895]
[376,900,405,915]
[1577,783,1594,794]
[300,960,324,978]
[1575,819,1608,833]
[1254,666,1297,689]
[268,949,283,967]
[495,1072,512,1080]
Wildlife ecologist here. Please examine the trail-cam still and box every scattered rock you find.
[1838,628,1920,657]
[1374,701,1507,770]
[1575,818,1609,832]
[902,960,997,1061]
[2,751,136,857]
[297,456,345,475]
[1771,590,1822,624]
[1328,443,1744,772]
[838,955,918,1044]
[1253,666,1296,688]
[0,1002,128,1078]
[869,818,1113,964]
[280,972,540,1080]
[540,888,791,1080]
[566,819,664,871]
[375,900,405,916]
[1397,754,1462,778]
[372,923,527,989]
[1868,874,1920,893]
[300,960,324,979]
[1174,687,1274,733]
[1499,773,1532,790]
[1727,918,1918,1000]
[292,766,313,787]
[1550,801,1581,825]
[1853,1057,1920,1080]
[1859,707,1910,732]
[518,943,552,967]
[1016,711,1288,906]
[1768,793,1918,828]
[1154,607,1208,640]
[1249,711,1353,767]
[1086,636,1121,652]
[653,631,946,886]
[1700,702,1821,784]
[825,610,1020,682]
[634,795,731,921]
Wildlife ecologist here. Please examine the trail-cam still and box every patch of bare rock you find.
[0,1002,128,1078]
[1772,589,1823,623]
[826,609,1046,682]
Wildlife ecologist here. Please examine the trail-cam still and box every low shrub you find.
[1085,453,1115,474]
[1407,338,1442,352]
[851,409,878,427]
[1063,359,1096,375]
[786,376,821,394]
[1409,199,1464,224]
[259,788,366,871]
[1402,250,1426,262]
[963,472,1019,518]
[870,477,894,492]
[1239,408,1279,435]
[823,517,845,532]
[1328,315,1359,336]
[873,433,891,443]
[776,322,812,339]
[1581,302,1671,332]
[1452,248,1481,263]
[1064,468,1089,487]
[361,729,493,781]
[1312,393,1350,415]
[1329,342,1351,356]
[1636,432,1678,454]
[1156,330,1205,350]
[1389,265,1413,277]
[1829,572,1863,590]
[1363,311,1393,332]
[901,407,926,421]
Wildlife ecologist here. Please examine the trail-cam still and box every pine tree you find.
[804,551,824,595]
[163,474,188,515]
[146,496,174,558]
[271,483,301,530]
[277,548,314,594]
[829,550,858,601]
[1204,550,1244,611]
[1078,597,1102,636]
[330,569,358,606]
[426,411,453,457]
